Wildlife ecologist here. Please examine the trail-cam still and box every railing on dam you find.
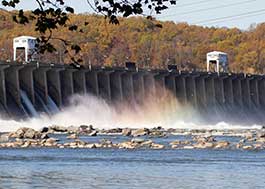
[0,62,265,124]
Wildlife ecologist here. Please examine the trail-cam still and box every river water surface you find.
[0,135,265,189]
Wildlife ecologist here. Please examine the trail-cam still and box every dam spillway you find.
[0,61,265,125]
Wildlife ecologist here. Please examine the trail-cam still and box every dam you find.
[0,61,264,125]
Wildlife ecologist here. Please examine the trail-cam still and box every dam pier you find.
[0,62,264,124]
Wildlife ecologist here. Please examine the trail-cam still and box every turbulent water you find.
[1,94,265,188]
[0,94,262,132]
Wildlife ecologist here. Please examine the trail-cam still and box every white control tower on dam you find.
[13,36,37,62]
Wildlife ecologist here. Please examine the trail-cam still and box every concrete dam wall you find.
[0,62,265,125]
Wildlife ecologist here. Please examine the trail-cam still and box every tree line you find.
[0,10,265,74]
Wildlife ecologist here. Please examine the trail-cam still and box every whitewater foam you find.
[0,94,263,133]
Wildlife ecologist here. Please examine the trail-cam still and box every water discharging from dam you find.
[0,62,264,132]
[0,90,262,133]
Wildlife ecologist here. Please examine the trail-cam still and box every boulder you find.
[69,144,77,149]
[236,143,243,149]
[40,127,49,133]
[67,126,79,134]
[14,139,24,146]
[182,140,192,145]
[194,142,214,149]
[171,145,179,149]
[118,141,136,149]
[0,133,9,142]
[195,136,215,143]
[140,140,153,147]
[214,141,230,149]
[67,134,78,139]
[170,140,181,146]
[244,132,254,140]
[131,128,150,137]
[100,139,112,145]
[9,127,27,138]
[256,138,265,143]
[21,141,31,148]
[183,145,194,149]
[150,143,164,149]
[9,142,18,148]
[149,130,166,137]
[131,138,145,144]
[79,125,89,130]
[256,132,265,138]
[75,139,87,147]
[170,140,191,146]
[79,125,94,134]
[45,138,59,144]
[105,128,122,134]
[242,145,253,150]
[85,143,97,148]
[122,128,132,136]
[49,125,68,133]
[94,143,103,148]
[203,142,215,148]
[9,128,42,139]
[167,128,177,133]
[24,128,39,139]
[253,143,263,149]
[153,126,163,130]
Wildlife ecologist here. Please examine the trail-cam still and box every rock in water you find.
[40,127,49,133]
[86,143,96,148]
[170,140,181,145]
[79,125,89,130]
[194,142,214,149]
[183,146,194,149]
[104,128,122,134]
[242,145,253,150]
[215,141,230,149]
[49,138,59,143]
[80,125,94,133]
[149,130,166,137]
[67,126,79,134]
[256,138,265,143]
[131,128,150,137]
[49,125,68,133]
[244,132,254,140]
[67,134,78,139]
[256,131,265,138]
[131,138,145,144]
[122,128,132,136]
[118,141,136,149]
[24,128,38,139]
[9,128,41,139]
[9,127,26,138]
[0,133,9,142]
[151,143,164,149]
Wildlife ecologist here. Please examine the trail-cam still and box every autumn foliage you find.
[0,10,265,74]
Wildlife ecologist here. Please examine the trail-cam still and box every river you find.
[0,135,264,189]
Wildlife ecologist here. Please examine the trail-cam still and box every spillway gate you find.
[0,62,265,124]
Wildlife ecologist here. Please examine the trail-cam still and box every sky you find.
[1,0,265,29]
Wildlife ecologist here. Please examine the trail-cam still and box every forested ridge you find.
[0,10,265,74]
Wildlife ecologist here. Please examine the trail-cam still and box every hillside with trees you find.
[0,10,265,74]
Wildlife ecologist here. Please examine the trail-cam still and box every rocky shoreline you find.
[1,125,265,150]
